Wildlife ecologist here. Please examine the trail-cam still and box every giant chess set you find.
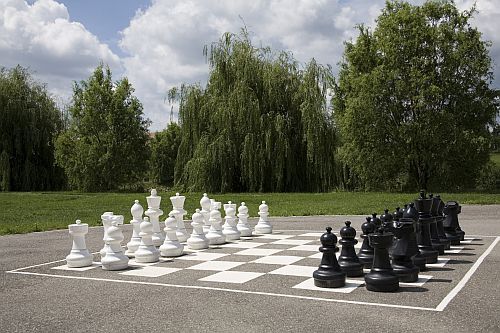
[9,190,494,311]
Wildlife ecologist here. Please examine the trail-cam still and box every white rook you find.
[66,219,93,268]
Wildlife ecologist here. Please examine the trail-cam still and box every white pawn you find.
[237,202,252,237]
[66,219,93,268]
[187,209,209,250]
[100,212,115,258]
[101,220,129,270]
[160,214,184,257]
[134,217,160,263]
[254,201,273,234]
[206,203,226,245]
[223,201,240,241]
[200,193,211,233]
[125,200,143,257]
[170,192,188,242]
[145,189,164,246]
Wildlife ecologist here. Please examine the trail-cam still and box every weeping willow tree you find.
[0,66,65,191]
[169,30,337,192]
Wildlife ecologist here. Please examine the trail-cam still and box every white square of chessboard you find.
[219,242,265,249]
[298,232,324,237]
[307,252,341,259]
[51,263,100,271]
[186,261,245,271]
[268,265,316,277]
[271,239,314,245]
[252,255,304,265]
[199,271,265,284]
[293,278,364,293]
[119,266,181,277]
[426,258,450,268]
[445,246,464,254]
[176,252,229,261]
[399,274,433,287]
[255,234,294,240]
[233,248,284,256]
[288,245,319,252]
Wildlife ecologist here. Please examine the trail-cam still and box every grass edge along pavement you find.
[1,191,499,235]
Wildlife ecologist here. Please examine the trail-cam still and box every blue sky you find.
[2,0,499,130]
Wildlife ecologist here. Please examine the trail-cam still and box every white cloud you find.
[0,0,121,100]
[120,0,391,130]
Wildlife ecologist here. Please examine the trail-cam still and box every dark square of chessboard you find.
[227,262,283,273]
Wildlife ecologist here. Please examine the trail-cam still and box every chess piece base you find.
[159,242,184,257]
[364,271,399,292]
[313,270,346,288]
[66,250,93,268]
[338,261,364,277]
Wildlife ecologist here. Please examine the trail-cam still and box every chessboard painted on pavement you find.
[7,230,499,312]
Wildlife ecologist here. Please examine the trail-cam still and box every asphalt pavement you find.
[0,205,499,333]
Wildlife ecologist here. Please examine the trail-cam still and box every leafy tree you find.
[0,66,65,191]
[150,122,181,186]
[170,29,337,192]
[333,0,499,191]
[55,65,150,191]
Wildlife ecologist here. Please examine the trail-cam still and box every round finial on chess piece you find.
[76,219,81,225]
[340,221,356,239]
[228,201,232,204]
[419,190,426,199]
[151,189,157,196]
[362,218,376,234]
[176,193,180,196]
[320,226,337,247]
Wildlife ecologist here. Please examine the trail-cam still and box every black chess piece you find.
[313,227,346,288]
[338,221,364,277]
[428,194,446,255]
[430,194,450,250]
[442,201,462,245]
[456,203,465,241]
[403,202,418,222]
[364,227,399,292]
[370,213,382,227]
[414,190,439,264]
[435,195,450,248]
[358,217,376,268]
[391,218,420,282]
[380,209,394,230]
[393,207,403,222]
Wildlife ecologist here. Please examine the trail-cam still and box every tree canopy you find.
[169,29,337,192]
[0,66,65,191]
[333,0,499,191]
[55,65,150,191]
[149,122,181,187]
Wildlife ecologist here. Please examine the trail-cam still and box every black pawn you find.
[380,209,394,230]
[414,190,439,264]
[313,227,346,288]
[338,221,363,277]
[442,201,462,245]
[358,217,376,268]
[370,213,382,227]
[364,227,399,292]
[391,218,420,282]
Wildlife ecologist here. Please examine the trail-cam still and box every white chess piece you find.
[237,202,252,237]
[206,203,226,245]
[100,212,115,258]
[125,200,143,257]
[200,193,211,233]
[66,219,93,268]
[170,192,188,242]
[254,201,273,234]
[145,189,164,246]
[159,214,184,257]
[134,217,160,263]
[187,209,210,250]
[222,201,240,241]
[101,220,129,270]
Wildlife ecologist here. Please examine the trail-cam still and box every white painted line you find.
[435,236,500,312]
[6,270,438,311]
[6,258,67,272]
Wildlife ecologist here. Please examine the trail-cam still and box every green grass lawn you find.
[0,191,499,235]
[491,152,500,167]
